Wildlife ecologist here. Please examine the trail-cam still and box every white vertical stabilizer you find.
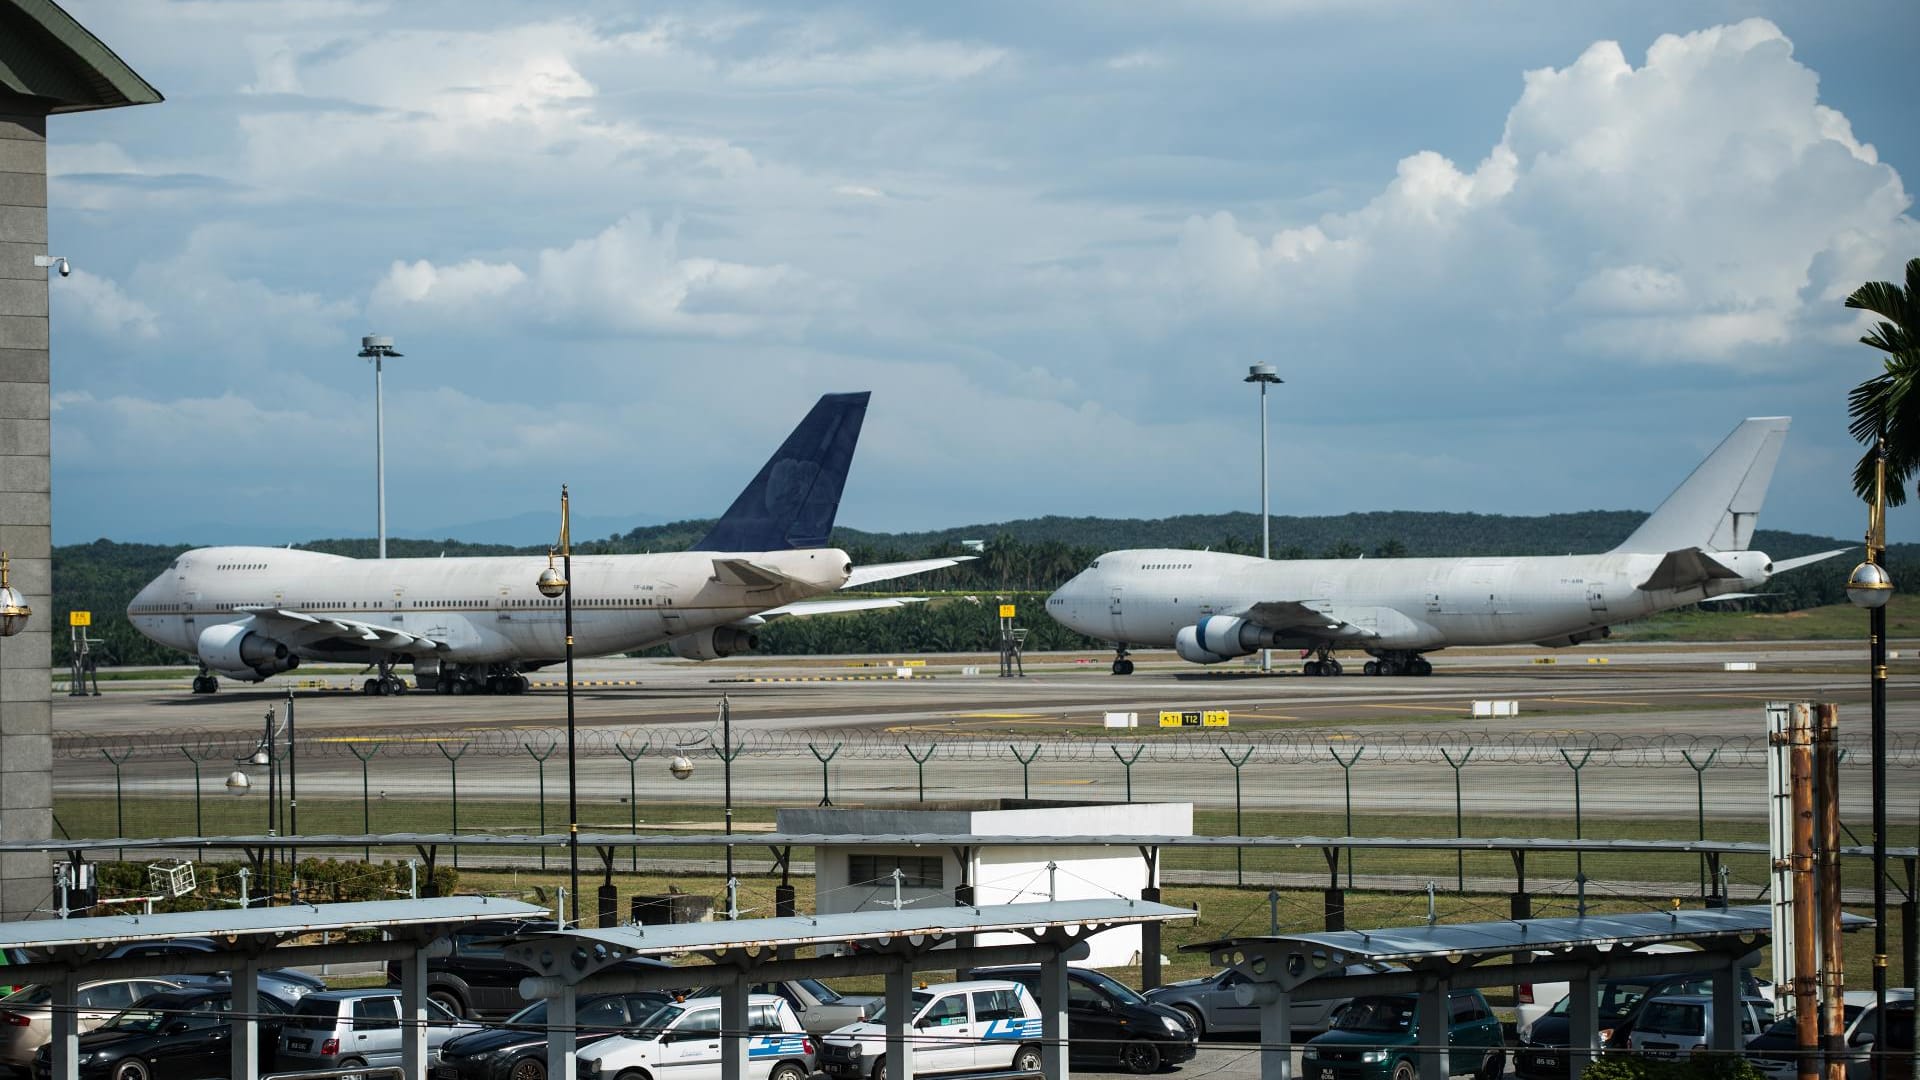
[1613,417,1789,554]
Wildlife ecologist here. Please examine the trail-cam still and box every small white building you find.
[778,800,1192,968]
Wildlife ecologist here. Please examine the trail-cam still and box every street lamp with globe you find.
[1845,439,1894,1080]
[535,487,579,927]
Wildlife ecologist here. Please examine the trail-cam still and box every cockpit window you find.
[1089,561,1099,570]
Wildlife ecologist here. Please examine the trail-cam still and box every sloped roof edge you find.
[0,0,162,114]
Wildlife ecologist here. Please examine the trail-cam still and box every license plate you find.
[1321,1069,1337,1080]
[433,1069,459,1080]
[288,1038,311,1052]
[1528,1054,1557,1068]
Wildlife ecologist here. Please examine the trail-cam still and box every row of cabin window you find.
[193,596,676,613]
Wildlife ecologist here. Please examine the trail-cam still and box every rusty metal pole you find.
[1816,704,1848,1080]
[1791,702,1820,1080]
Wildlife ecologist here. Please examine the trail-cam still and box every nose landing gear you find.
[1110,645,1134,675]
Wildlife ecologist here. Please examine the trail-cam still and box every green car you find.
[1300,990,1506,1080]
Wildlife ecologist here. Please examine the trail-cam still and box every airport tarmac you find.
[51,642,1920,824]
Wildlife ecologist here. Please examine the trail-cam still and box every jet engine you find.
[197,622,299,680]
[668,624,761,661]
[1533,626,1611,649]
[1173,616,1281,664]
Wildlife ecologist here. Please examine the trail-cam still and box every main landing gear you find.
[1110,645,1134,676]
[1303,647,1342,677]
[190,666,218,694]
[434,663,531,695]
[362,660,409,696]
[1361,651,1433,677]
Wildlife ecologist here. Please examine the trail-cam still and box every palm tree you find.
[1844,257,1920,506]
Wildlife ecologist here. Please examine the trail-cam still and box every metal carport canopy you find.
[1,896,545,1080]
[1182,905,1844,1080]
[506,899,1197,1080]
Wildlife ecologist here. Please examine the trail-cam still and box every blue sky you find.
[43,1,1920,547]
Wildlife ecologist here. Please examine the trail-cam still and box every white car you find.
[1626,994,1769,1059]
[819,980,1043,1080]
[578,993,815,1080]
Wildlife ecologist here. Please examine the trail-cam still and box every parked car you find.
[1299,990,1506,1080]
[0,978,187,1075]
[386,918,676,1021]
[578,993,815,1080]
[277,988,477,1075]
[434,991,677,1080]
[1517,970,1773,1079]
[690,979,881,1036]
[1625,994,1770,1060]
[969,964,1197,1074]
[1145,963,1384,1036]
[1513,944,1695,1040]
[819,980,1043,1080]
[99,938,325,1004]
[1745,990,1913,1080]
[29,986,288,1079]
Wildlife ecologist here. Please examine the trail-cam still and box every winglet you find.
[693,392,870,552]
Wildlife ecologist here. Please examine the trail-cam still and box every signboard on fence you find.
[1158,710,1230,728]
[998,604,1017,619]
[68,611,91,627]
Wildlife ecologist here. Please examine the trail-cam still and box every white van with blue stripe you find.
[578,993,815,1080]
[819,980,1044,1079]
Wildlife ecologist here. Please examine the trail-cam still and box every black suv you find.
[1515,970,1768,1079]
[969,964,1197,1074]
[388,919,673,1021]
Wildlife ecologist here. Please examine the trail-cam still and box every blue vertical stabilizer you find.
[692,392,870,551]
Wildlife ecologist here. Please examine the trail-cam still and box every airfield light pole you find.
[1245,363,1283,673]
[537,486,580,927]
[357,335,403,558]
[1846,437,1894,1080]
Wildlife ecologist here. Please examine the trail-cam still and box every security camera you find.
[33,255,70,277]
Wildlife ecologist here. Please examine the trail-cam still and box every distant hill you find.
[53,510,1890,667]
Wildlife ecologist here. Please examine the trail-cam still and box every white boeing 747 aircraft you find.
[1047,417,1847,676]
[128,392,967,695]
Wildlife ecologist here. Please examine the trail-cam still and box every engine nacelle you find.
[1173,616,1281,664]
[197,622,299,680]
[1533,625,1611,649]
[668,625,761,661]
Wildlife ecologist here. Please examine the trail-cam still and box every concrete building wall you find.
[0,104,49,921]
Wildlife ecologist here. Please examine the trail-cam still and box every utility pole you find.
[357,335,403,558]
[1789,702,1818,1080]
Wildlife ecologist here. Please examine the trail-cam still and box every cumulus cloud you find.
[1163,18,1919,363]
[370,215,847,338]
[54,271,161,341]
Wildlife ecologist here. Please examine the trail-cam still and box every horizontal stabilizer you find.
[843,556,976,590]
[1636,548,1742,592]
[710,558,801,590]
[1771,547,1850,576]
[760,596,928,619]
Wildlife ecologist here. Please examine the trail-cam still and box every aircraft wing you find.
[235,607,445,653]
[1636,547,1743,591]
[710,558,803,590]
[757,597,929,621]
[1240,600,1349,632]
[843,556,975,590]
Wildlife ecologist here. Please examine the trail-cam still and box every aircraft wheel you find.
[1363,661,1379,676]
[1303,660,1321,676]
[1413,658,1433,676]
[1328,660,1343,676]
[1112,659,1134,675]
[362,678,380,695]
[514,676,530,695]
